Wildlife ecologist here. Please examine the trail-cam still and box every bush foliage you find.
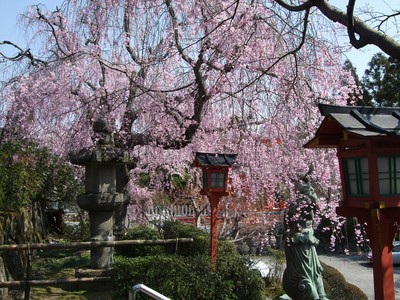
[115,225,165,257]
[113,222,265,300]
[0,140,82,211]
[161,220,210,256]
[322,262,368,300]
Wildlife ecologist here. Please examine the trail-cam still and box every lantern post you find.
[70,119,129,270]
[305,104,400,300]
[192,152,237,269]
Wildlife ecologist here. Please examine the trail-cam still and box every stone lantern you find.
[192,152,237,268]
[70,119,129,269]
[305,103,400,300]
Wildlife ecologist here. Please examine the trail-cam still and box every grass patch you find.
[33,250,90,279]
[6,250,113,300]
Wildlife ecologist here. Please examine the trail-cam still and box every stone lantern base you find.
[70,118,130,271]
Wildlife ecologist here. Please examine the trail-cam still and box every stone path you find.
[319,254,400,300]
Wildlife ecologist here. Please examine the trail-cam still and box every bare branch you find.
[274,0,313,12]
[346,0,388,49]
[273,0,400,60]
[0,41,47,66]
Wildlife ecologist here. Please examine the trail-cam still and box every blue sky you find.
[0,1,389,78]
[1,1,63,40]
[330,0,389,77]
[0,1,63,58]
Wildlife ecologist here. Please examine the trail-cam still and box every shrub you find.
[263,249,286,298]
[113,254,264,300]
[112,222,265,300]
[63,220,90,242]
[161,221,210,256]
[113,255,215,300]
[115,225,165,257]
[0,140,83,212]
[217,238,240,257]
[0,141,44,210]
[322,262,368,300]
[217,253,265,300]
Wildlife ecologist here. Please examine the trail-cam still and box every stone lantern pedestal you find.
[70,119,129,269]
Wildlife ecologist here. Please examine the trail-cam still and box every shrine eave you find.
[305,104,400,149]
[192,152,238,168]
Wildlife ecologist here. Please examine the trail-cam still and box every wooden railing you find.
[0,238,193,299]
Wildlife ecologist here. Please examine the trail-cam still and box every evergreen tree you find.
[362,53,400,107]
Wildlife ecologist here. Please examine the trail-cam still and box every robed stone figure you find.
[281,180,329,300]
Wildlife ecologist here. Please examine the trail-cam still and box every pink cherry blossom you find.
[0,1,360,245]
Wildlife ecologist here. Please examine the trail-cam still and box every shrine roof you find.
[305,104,400,148]
[193,152,237,168]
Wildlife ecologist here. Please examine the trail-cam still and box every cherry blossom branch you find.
[165,0,193,65]
[36,6,69,57]
[231,7,310,96]
[123,2,140,64]
[156,1,211,149]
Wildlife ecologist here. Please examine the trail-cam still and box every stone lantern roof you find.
[70,147,129,165]
[70,119,129,165]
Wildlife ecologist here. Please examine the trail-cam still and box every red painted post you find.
[209,194,220,270]
[192,153,238,270]
[365,210,397,300]
[338,206,398,300]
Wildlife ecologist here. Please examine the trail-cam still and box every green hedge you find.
[113,255,216,300]
[113,254,264,300]
[322,262,368,300]
[116,221,212,257]
[115,225,165,257]
[162,220,210,256]
[112,222,265,300]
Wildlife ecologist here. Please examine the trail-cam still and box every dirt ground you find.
[5,281,114,300]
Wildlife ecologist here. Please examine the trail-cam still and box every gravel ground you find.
[319,254,400,300]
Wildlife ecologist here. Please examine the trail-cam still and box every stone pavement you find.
[319,254,400,300]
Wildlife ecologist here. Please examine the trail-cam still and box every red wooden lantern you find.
[305,104,400,300]
[192,152,237,268]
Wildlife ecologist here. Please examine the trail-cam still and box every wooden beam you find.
[0,238,193,251]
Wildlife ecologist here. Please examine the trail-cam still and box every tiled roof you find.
[319,104,400,136]
[305,104,400,148]
[193,152,237,167]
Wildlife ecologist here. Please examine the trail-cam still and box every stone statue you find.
[281,179,329,300]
